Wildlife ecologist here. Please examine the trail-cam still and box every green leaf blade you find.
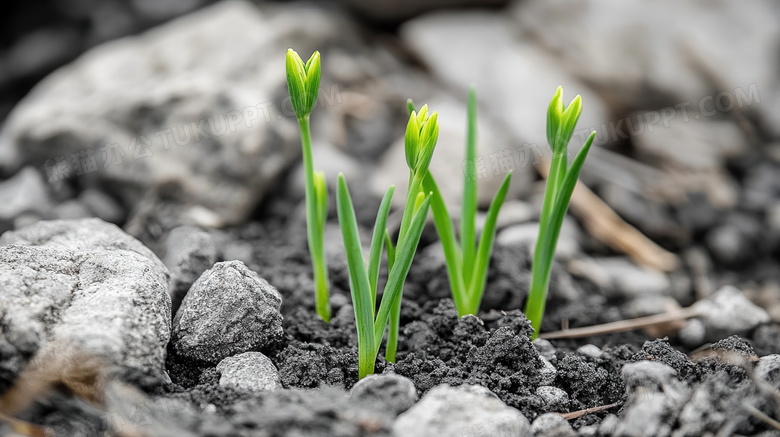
[466,172,512,314]
[368,186,395,312]
[336,173,377,378]
[461,87,478,289]
[422,173,468,314]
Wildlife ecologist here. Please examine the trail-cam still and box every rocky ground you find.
[2,0,780,436]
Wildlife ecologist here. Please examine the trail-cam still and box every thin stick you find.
[557,401,622,420]
[540,307,701,340]
[743,404,780,431]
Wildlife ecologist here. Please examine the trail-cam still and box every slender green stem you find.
[299,116,330,323]
[385,172,424,362]
[527,132,595,339]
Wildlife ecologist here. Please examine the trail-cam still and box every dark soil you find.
[128,190,777,436]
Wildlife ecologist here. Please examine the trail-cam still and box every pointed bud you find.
[546,87,583,153]
[286,49,322,119]
[404,110,421,170]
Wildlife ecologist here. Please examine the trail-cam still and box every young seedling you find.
[383,104,441,363]
[336,174,431,378]
[416,88,512,317]
[525,87,597,339]
[286,48,331,322]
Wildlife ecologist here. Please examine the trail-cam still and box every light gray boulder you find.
[0,0,352,228]
[0,218,171,379]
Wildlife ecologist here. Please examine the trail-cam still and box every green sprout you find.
[383,104,441,364]
[416,89,512,317]
[525,87,597,339]
[336,174,431,378]
[286,48,330,322]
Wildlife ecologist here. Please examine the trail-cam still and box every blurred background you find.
[1,0,779,335]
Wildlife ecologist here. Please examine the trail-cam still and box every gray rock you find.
[0,218,171,376]
[538,357,557,386]
[393,384,531,437]
[216,351,281,392]
[576,344,603,360]
[350,374,417,416]
[618,362,691,437]
[0,167,51,226]
[567,257,669,299]
[706,215,763,267]
[172,260,283,362]
[530,413,575,437]
[578,425,597,437]
[598,414,619,436]
[692,286,770,342]
[755,355,780,388]
[623,295,679,319]
[678,319,706,348]
[533,338,557,361]
[162,226,218,315]
[0,1,351,227]
[535,386,569,406]
[1,217,168,277]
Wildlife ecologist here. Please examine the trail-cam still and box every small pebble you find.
[538,357,557,386]
[350,374,417,415]
[576,344,603,359]
[531,412,575,436]
[535,386,569,405]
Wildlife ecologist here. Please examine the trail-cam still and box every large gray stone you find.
[172,260,283,363]
[393,384,531,437]
[0,218,171,378]
[0,0,351,227]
